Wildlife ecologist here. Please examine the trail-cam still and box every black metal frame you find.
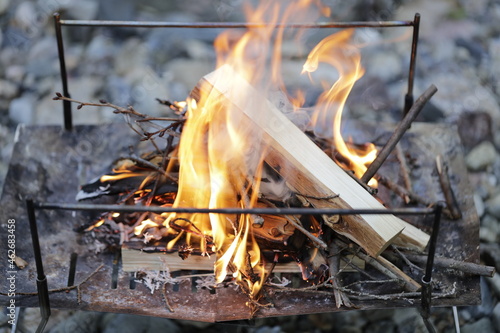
[26,200,444,332]
[53,12,421,131]
[27,12,434,332]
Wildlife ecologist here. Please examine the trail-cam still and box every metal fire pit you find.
[0,13,482,326]
[0,120,480,322]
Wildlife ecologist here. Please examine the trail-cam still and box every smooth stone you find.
[492,303,500,331]
[64,0,99,20]
[0,79,18,99]
[114,38,148,77]
[0,0,9,14]
[365,52,403,82]
[5,65,25,84]
[8,94,35,124]
[164,58,214,93]
[488,273,500,298]
[460,317,495,333]
[102,314,180,333]
[485,193,500,219]
[474,193,485,217]
[480,214,500,243]
[465,141,497,171]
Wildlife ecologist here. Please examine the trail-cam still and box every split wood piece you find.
[121,242,364,273]
[191,65,420,257]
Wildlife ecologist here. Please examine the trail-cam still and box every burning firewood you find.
[190,65,429,257]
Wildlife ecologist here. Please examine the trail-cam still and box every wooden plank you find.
[190,65,422,257]
[121,242,364,273]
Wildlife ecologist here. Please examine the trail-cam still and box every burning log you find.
[190,65,429,257]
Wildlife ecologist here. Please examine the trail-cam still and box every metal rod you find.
[361,84,437,184]
[26,199,51,333]
[423,203,444,281]
[453,306,461,333]
[419,203,444,333]
[59,19,415,29]
[34,201,434,216]
[54,13,72,131]
[404,13,420,116]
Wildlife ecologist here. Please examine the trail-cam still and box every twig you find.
[1,264,105,304]
[404,253,495,277]
[361,84,438,184]
[337,239,420,291]
[285,215,328,250]
[396,143,413,192]
[391,245,423,274]
[326,235,355,308]
[376,174,454,218]
[162,282,174,312]
[436,155,462,220]
[52,93,183,149]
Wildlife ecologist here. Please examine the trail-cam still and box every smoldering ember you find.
[0,0,497,331]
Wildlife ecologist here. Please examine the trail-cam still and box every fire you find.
[133,0,377,299]
[303,29,378,186]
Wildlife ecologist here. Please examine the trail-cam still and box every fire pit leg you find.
[419,202,444,333]
[26,199,51,333]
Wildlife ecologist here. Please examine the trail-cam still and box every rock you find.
[26,37,59,78]
[365,51,403,82]
[97,0,136,21]
[488,273,500,298]
[114,38,148,77]
[365,319,396,333]
[465,141,497,171]
[49,312,103,333]
[480,243,500,272]
[164,58,214,93]
[474,194,485,217]
[492,303,500,331]
[8,94,35,124]
[64,0,99,20]
[14,2,39,32]
[461,317,495,333]
[480,214,500,243]
[418,71,500,125]
[85,35,116,62]
[5,65,26,84]
[102,314,180,333]
[184,39,215,61]
[0,0,9,15]
[0,79,18,99]
[485,193,500,219]
[458,112,493,149]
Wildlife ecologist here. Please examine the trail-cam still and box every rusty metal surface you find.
[0,121,480,322]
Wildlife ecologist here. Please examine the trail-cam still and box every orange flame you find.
[304,29,377,186]
[163,0,377,297]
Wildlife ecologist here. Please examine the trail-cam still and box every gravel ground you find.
[1,0,500,332]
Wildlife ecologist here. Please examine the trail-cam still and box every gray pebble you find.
[460,317,495,333]
[466,141,497,171]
